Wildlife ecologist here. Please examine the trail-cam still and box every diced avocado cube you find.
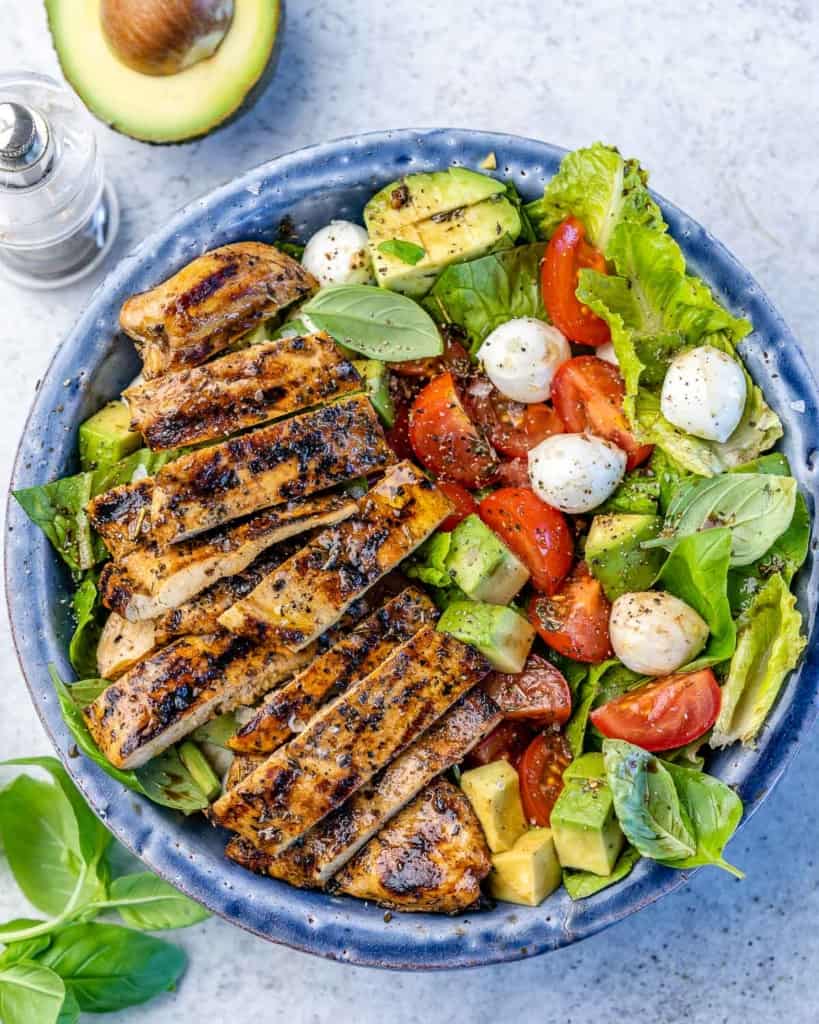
[446,514,529,605]
[79,401,142,471]
[551,777,625,876]
[489,828,562,906]
[562,752,606,782]
[585,514,665,601]
[437,600,535,673]
[353,359,395,426]
[178,741,221,802]
[365,168,521,297]
[461,760,527,853]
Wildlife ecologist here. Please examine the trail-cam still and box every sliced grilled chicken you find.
[228,587,438,755]
[124,333,361,450]
[219,461,452,646]
[334,778,490,913]
[84,632,314,770]
[226,687,501,886]
[224,753,266,791]
[120,243,318,379]
[96,614,157,680]
[88,478,154,560]
[211,628,489,855]
[98,494,355,621]
[150,395,392,545]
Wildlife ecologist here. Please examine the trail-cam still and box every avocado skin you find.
[585,513,664,602]
[45,0,284,145]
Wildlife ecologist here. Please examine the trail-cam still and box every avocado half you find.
[45,0,281,144]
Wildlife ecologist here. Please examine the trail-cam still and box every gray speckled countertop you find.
[1,1,818,1020]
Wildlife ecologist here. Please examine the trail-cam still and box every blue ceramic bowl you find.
[6,129,819,969]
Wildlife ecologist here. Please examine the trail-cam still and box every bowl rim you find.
[6,126,819,970]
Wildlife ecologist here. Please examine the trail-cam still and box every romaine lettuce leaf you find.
[423,244,546,355]
[656,527,736,670]
[712,573,806,748]
[405,532,453,589]
[524,143,665,252]
[597,469,659,515]
[565,660,643,756]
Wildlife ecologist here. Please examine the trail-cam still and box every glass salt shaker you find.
[0,70,118,289]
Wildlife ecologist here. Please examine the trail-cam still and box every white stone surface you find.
[0,1,817,1021]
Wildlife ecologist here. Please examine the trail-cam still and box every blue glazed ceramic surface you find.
[6,129,819,969]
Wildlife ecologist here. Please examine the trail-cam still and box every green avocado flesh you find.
[45,0,280,143]
[437,600,535,673]
[79,401,141,471]
[551,776,625,876]
[585,513,664,601]
[365,169,522,296]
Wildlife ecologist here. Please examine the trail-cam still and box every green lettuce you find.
[597,469,660,515]
[405,532,453,589]
[14,447,182,572]
[524,143,664,252]
[68,575,106,679]
[712,573,806,748]
[563,845,641,901]
[656,527,736,670]
[423,244,546,356]
[565,660,643,756]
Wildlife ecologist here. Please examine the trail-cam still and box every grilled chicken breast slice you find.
[211,628,489,855]
[84,632,314,770]
[227,687,501,886]
[228,587,438,755]
[96,614,157,680]
[334,778,490,913]
[88,478,154,560]
[120,243,318,380]
[219,461,453,646]
[224,753,266,791]
[150,395,393,545]
[124,332,361,450]
[98,494,356,621]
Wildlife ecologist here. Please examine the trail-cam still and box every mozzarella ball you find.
[609,591,709,675]
[477,318,571,403]
[597,342,619,367]
[528,433,627,514]
[660,345,746,443]
[302,220,374,287]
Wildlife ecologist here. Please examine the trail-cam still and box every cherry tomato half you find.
[482,654,572,724]
[492,457,530,488]
[463,377,564,459]
[409,372,498,489]
[551,355,653,470]
[479,487,573,595]
[518,731,573,826]
[529,562,613,663]
[590,669,721,752]
[541,216,611,346]
[464,720,536,770]
[385,400,415,461]
[437,481,478,532]
[392,337,472,381]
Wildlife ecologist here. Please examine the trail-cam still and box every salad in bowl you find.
[14,141,809,915]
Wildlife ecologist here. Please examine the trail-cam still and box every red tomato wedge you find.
[409,371,498,489]
[551,355,653,470]
[393,338,471,380]
[529,562,613,663]
[492,457,530,488]
[437,481,478,532]
[541,216,611,346]
[464,720,536,770]
[385,400,415,461]
[479,487,573,595]
[463,377,564,459]
[590,669,722,752]
[518,731,573,826]
[482,654,572,724]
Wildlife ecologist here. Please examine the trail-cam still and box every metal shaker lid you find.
[0,101,53,187]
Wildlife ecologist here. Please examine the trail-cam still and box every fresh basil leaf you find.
[0,776,90,916]
[135,747,211,815]
[302,284,442,361]
[377,239,426,265]
[56,987,80,1024]
[50,669,144,794]
[603,740,697,861]
[563,845,641,901]
[503,181,537,243]
[68,574,105,679]
[62,677,109,709]
[656,527,736,670]
[713,573,806,749]
[661,761,744,877]
[38,923,185,1013]
[0,931,52,967]
[107,873,210,930]
[423,243,546,356]
[648,473,798,568]
[0,960,66,1024]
